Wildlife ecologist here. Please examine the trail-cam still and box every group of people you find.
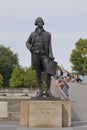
[71,74,83,83]
[54,75,69,97]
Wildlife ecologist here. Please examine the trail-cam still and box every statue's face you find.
[37,19,43,27]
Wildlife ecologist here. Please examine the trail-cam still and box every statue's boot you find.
[46,89,54,98]
[36,89,43,98]
[46,89,60,100]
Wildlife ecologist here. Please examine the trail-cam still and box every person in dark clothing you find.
[26,17,55,98]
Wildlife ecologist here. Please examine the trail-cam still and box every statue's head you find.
[35,17,44,26]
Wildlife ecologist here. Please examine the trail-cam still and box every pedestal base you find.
[20,100,71,127]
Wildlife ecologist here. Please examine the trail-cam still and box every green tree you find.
[0,45,19,87]
[0,74,3,89]
[9,66,25,88]
[70,38,87,74]
[24,66,37,88]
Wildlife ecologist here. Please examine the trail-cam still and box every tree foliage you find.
[70,38,87,74]
[9,66,37,89]
[24,66,37,88]
[9,66,25,88]
[0,45,19,87]
[0,74,3,89]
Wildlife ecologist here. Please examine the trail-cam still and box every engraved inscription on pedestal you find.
[0,102,8,118]
[29,101,62,127]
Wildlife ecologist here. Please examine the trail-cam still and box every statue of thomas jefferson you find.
[26,17,55,98]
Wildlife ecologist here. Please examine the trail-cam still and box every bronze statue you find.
[26,17,56,98]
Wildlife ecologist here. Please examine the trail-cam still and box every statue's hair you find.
[35,17,44,25]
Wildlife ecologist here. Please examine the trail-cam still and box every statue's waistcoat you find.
[32,32,46,54]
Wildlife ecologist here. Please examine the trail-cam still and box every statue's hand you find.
[49,57,55,61]
[30,48,32,53]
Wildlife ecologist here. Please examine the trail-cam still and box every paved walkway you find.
[69,82,87,121]
[0,121,87,130]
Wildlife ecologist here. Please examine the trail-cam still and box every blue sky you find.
[0,0,87,71]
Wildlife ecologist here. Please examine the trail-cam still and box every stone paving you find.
[0,121,87,130]
[69,82,87,121]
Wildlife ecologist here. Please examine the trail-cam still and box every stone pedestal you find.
[62,101,71,127]
[20,100,71,128]
[29,100,62,127]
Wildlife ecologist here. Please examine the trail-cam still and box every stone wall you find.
[0,99,29,121]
